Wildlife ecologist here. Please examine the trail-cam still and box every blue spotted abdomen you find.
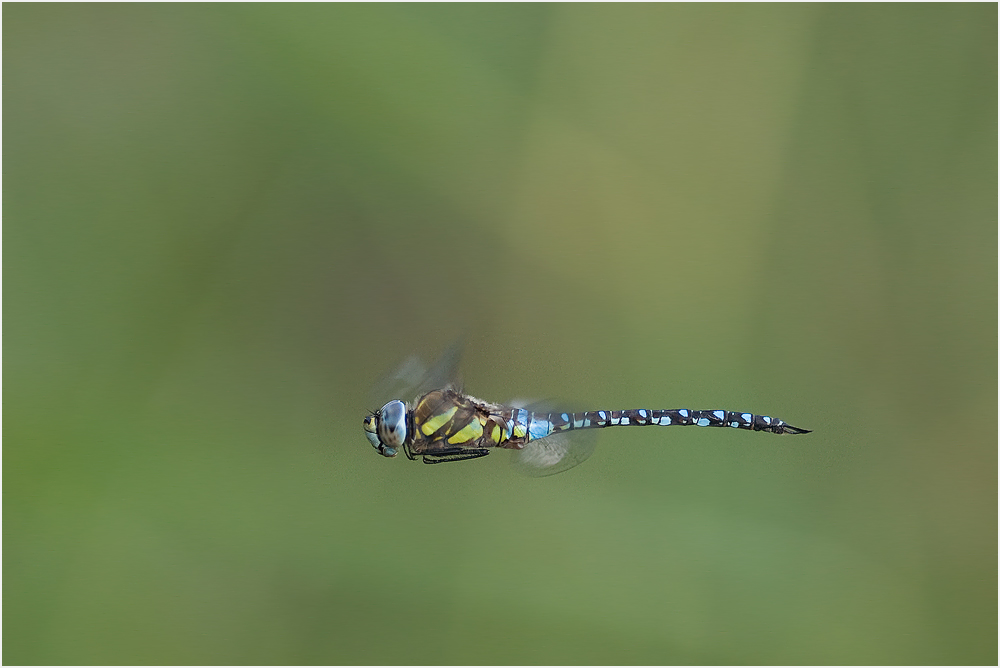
[517,407,809,440]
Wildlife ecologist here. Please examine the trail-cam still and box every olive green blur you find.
[4,4,996,665]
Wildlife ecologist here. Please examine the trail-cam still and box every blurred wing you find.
[369,340,465,405]
[414,340,465,396]
[508,398,599,477]
[511,429,599,477]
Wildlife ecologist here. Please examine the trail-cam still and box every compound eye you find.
[377,400,407,448]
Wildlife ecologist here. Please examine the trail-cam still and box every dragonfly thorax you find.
[364,399,408,458]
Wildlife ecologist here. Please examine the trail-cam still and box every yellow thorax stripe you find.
[447,418,484,444]
[420,406,458,436]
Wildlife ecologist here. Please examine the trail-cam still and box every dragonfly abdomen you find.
[519,408,810,440]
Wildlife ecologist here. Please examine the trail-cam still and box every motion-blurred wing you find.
[511,429,599,477]
[369,340,465,405]
[508,398,599,477]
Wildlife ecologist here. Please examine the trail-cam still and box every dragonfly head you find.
[364,399,408,458]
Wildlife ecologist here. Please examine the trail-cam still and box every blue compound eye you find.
[376,400,407,448]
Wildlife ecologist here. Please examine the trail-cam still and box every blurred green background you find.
[4,3,996,665]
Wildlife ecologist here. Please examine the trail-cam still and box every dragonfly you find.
[363,344,811,476]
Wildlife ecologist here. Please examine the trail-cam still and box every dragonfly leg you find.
[421,449,490,464]
[403,440,418,461]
